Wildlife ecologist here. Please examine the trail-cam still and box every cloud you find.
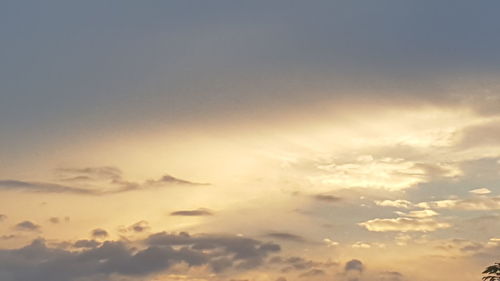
[0,231,282,281]
[0,214,6,221]
[469,188,492,195]
[15,221,41,232]
[91,228,109,239]
[73,239,101,249]
[375,200,413,209]
[0,180,97,195]
[265,232,305,242]
[323,238,340,247]
[145,232,280,272]
[345,259,364,272]
[351,242,385,249]
[359,217,451,232]
[417,196,500,210]
[344,259,364,281]
[379,271,404,281]
[0,166,209,196]
[311,156,460,191]
[313,194,342,203]
[299,269,325,278]
[395,209,439,218]
[170,209,214,217]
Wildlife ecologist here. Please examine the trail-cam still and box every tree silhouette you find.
[483,263,500,281]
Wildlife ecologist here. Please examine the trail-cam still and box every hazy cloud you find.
[0,167,209,196]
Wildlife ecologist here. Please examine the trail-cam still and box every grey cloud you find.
[0,230,282,281]
[265,232,305,242]
[272,256,338,273]
[49,217,60,224]
[379,271,404,281]
[0,214,6,221]
[73,240,101,249]
[0,180,96,195]
[345,259,364,273]
[345,259,364,281]
[148,175,209,186]
[91,228,109,239]
[0,167,209,196]
[170,209,214,217]
[313,194,342,203]
[15,221,40,232]
[146,232,280,268]
[299,269,325,278]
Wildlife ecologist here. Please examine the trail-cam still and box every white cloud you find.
[469,188,492,195]
[375,200,414,209]
[417,196,500,210]
[311,156,460,191]
[359,217,451,232]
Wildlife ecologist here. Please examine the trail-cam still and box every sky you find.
[0,1,499,281]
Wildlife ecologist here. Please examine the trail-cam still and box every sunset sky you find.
[1,2,499,281]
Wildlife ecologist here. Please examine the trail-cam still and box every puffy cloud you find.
[345,259,364,272]
[146,232,280,271]
[0,231,282,281]
[170,209,214,217]
[91,228,109,239]
[359,217,450,232]
[323,238,340,247]
[15,221,41,232]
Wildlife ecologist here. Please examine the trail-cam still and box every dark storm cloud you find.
[0,167,209,196]
[265,232,305,242]
[170,208,214,216]
[0,231,281,281]
[15,221,40,232]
